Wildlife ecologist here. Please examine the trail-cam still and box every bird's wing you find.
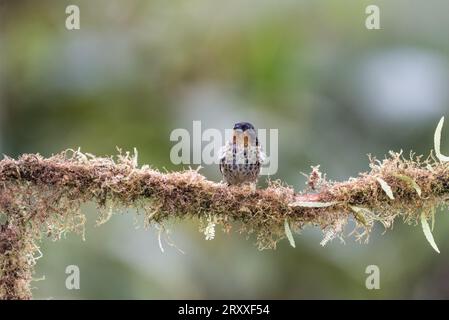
[217,144,229,161]
[259,147,267,164]
[218,144,230,175]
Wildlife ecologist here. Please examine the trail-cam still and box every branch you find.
[1,117,449,299]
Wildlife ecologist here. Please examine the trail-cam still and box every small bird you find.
[219,122,265,187]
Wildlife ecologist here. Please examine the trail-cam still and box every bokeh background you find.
[2,0,449,299]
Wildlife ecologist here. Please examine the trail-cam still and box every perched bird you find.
[219,122,265,186]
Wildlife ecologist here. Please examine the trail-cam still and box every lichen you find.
[1,118,449,298]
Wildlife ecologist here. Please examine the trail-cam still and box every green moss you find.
[1,145,449,298]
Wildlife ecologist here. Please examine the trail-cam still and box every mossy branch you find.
[1,118,449,299]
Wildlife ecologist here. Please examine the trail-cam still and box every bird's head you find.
[232,122,258,147]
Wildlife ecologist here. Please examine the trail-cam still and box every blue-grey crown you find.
[233,122,255,131]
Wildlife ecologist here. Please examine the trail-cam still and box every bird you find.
[218,122,265,187]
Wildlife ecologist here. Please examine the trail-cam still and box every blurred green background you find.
[2,0,449,299]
